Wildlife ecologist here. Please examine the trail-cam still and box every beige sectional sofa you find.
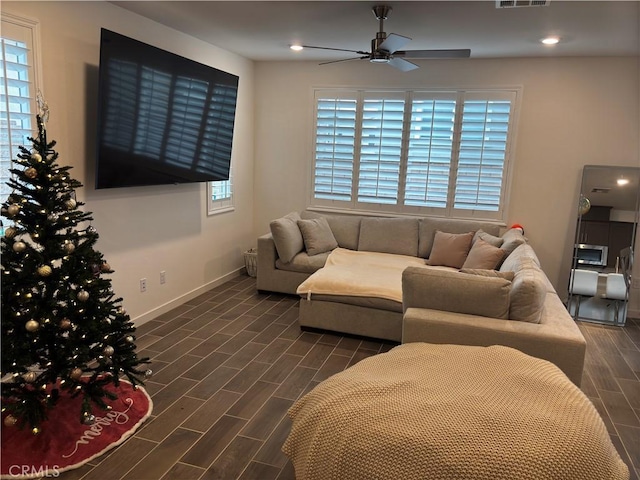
[257,211,586,385]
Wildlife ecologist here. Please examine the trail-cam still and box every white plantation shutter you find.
[1,14,40,225]
[309,88,518,221]
[357,94,405,205]
[404,94,457,209]
[313,94,357,202]
[453,92,515,217]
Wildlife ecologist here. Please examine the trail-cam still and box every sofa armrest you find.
[402,266,511,319]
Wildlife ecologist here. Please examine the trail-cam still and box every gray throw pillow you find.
[297,218,338,256]
[270,212,304,263]
[473,229,504,248]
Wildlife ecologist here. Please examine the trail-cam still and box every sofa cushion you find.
[462,238,506,270]
[509,259,547,324]
[276,250,330,273]
[270,212,304,263]
[460,268,515,281]
[418,218,500,259]
[402,267,511,319]
[473,229,503,248]
[426,231,474,269]
[358,217,419,256]
[297,217,338,256]
[301,211,362,250]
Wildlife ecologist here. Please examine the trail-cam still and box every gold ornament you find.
[117,307,126,315]
[64,198,77,210]
[77,290,89,302]
[12,241,26,253]
[101,262,111,272]
[31,153,42,163]
[125,335,134,343]
[23,371,37,383]
[25,167,38,179]
[4,415,17,427]
[37,265,52,277]
[25,320,40,332]
[59,318,72,329]
[103,345,114,356]
[70,368,83,380]
[7,204,20,217]
[64,241,75,254]
[32,427,40,435]
[5,227,17,238]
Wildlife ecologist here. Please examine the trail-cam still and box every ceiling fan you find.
[294,5,471,72]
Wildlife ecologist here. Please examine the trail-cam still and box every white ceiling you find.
[112,1,640,62]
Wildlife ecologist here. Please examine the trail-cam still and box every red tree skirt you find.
[1,380,152,479]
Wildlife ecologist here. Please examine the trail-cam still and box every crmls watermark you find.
[8,465,61,478]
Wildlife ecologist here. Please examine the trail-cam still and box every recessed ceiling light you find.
[290,45,304,51]
[541,37,560,45]
[617,178,629,186]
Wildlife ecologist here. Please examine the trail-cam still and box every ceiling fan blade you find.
[319,56,369,66]
[298,45,369,55]
[387,57,419,72]
[378,33,411,54]
[396,49,471,59]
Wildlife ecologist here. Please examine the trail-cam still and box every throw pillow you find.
[460,268,515,282]
[462,238,506,270]
[426,231,474,269]
[297,218,338,256]
[473,229,504,248]
[270,211,304,263]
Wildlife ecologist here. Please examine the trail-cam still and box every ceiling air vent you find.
[496,0,550,8]
[591,188,610,194]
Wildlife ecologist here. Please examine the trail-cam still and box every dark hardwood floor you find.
[57,274,640,480]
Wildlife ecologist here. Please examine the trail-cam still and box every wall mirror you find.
[567,165,639,325]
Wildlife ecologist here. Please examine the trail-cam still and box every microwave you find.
[575,244,608,267]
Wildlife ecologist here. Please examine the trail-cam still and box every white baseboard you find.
[132,268,244,326]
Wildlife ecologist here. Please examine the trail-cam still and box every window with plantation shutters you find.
[404,95,457,209]
[454,94,514,214]
[314,96,357,202]
[310,88,518,221]
[358,95,404,205]
[1,14,40,227]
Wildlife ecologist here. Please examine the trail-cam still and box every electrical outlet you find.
[140,278,147,293]
[160,271,166,285]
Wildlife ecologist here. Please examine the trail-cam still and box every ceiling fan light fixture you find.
[290,45,304,51]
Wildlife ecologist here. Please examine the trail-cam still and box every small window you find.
[207,173,233,215]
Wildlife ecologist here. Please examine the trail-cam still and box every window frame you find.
[308,87,520,222]
[1,12,42,227]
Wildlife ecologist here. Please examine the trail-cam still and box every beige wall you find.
[252,58,640,313]
[3,1,256,323]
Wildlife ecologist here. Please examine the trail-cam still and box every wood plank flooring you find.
[55,274,639,479]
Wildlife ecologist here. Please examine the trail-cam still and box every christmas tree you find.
[1,104,150,434]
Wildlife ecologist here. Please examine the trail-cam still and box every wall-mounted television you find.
[95,28,239,189]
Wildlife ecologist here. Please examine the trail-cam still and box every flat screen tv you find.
[95,28,239,189]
